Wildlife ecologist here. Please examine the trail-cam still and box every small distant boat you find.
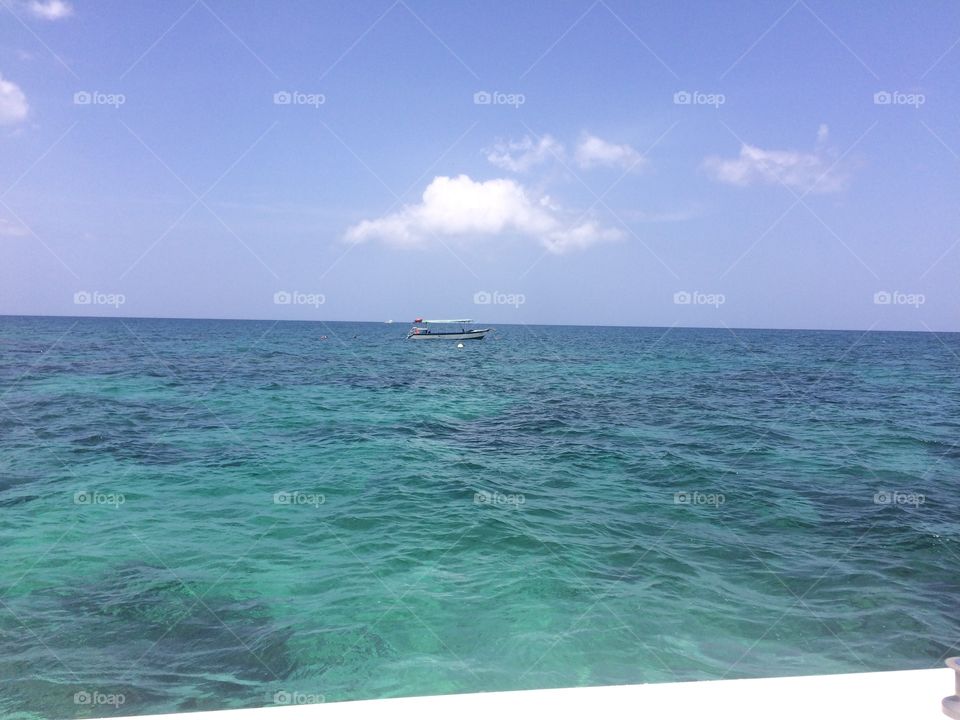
[384,320,394,324]
[407,318,491,341]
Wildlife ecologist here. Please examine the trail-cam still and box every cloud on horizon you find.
[344,174,621,254]
[703,126,846,193]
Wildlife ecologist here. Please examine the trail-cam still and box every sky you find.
[0,0,958,331]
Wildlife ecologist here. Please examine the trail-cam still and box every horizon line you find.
[0,313,956,335]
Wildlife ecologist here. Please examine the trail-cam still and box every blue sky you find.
[0,0,958,330]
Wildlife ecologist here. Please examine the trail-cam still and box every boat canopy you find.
[421,319,473,324]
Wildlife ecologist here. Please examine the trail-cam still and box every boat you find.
[407,318,492,340]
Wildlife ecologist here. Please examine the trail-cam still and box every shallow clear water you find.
[1,316,959,718]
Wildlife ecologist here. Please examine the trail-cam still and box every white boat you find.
[407,318,492,340]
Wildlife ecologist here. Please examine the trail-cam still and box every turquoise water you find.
[1,316,959,718]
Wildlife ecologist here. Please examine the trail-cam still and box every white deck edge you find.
[113,668,952,720]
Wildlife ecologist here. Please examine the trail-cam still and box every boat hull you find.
[407,328,490,340]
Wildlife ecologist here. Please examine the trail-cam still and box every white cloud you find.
[0,218,29,237]
[575,134,646,170]
[541,220,622,254]
[485,135,564,173]
[487,133,647,173]
[0,74,29,125]
[26,0,73,20]
[703,129,846,193]
[345,174,621,254]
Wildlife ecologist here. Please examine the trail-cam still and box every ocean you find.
[1,316,958,718]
